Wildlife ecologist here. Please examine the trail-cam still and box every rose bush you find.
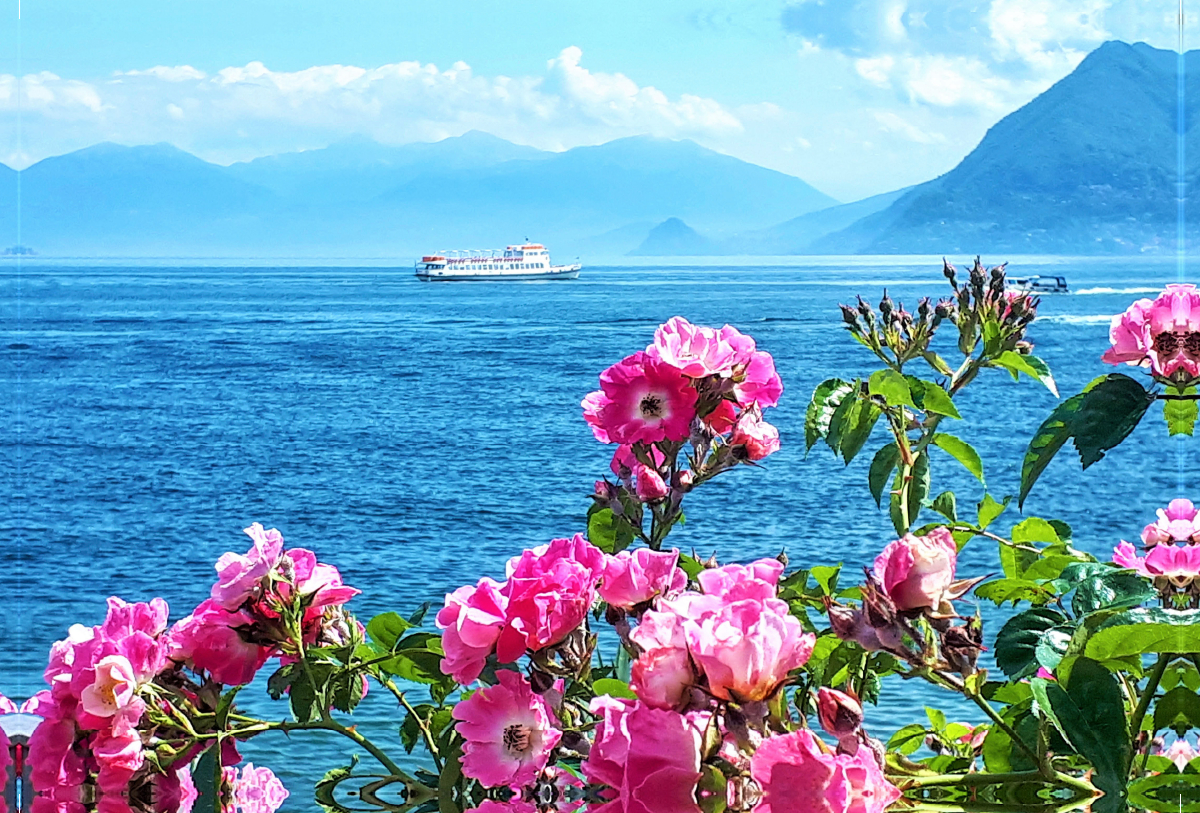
[11,268,1200,813]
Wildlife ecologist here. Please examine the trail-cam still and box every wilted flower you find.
[452,671,562,789]
[816,687,864,756]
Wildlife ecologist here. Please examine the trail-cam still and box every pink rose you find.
[633,464,669,502]
[452,671,562,789]
[1142,498,1200,545]
[94,728,144,794]
[610,443,666,478]
[168,600,271,686]
[79,655,138,718]
[496,535,603,662]
[468,802,537,813]
[648,317,753,378]
[729,403,781,461]
[212,523,284,610]
[599,548,687,611]
[436,577,508,684]
[1114,542,1200,588]
[1102,285,1200,379]
[582,351,697,445]
[696,559,783,602]
[583,696,707,813]
[751,729,901,813]
[733,349,783,409]
[873,527,958,612]
[629,608,694,709]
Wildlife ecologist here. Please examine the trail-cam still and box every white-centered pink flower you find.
[583,351,697,445]
[80,654,139,718]
[452,670,562,789]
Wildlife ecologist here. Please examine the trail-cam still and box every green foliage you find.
[867,443,899,507]
[994,608,1068,679]
[1085,609,1200,660]
[990,350,1058,396]
[586,506,635,554]
[930,433,983,484]
[1019,373,1154,507]
[1165,387,1199,435]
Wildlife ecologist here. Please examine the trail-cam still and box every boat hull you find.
[415,264,581,282]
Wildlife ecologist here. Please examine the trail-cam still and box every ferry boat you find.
[415,244,581,281]
[1009,275,1069,294]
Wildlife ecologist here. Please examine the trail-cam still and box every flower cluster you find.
[582,318,783,546]
[1104,283,1200,384]
[1113,499,1200,604]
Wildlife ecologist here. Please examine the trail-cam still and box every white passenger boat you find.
[415,244,581,281]
[1009,275,1069,294]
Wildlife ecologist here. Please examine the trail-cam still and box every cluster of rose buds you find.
[839,290,947,366]
[827,528,985,676]
[941,257,1038,358]
[583,317,783,546]
[1114,499,1200,606]
[1104,283,1200,386]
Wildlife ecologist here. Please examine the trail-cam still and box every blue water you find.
[0,256,1190,808]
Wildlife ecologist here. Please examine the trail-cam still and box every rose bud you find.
[633,463,669,502]
[873,528,958,613]
[730,404,781,462]
[816,687,864,756]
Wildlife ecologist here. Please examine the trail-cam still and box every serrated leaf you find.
[1165,389,1199,436]
[1020,373,1153,508]
[366,612,413,651]
[977,493,1010,530]
[587,507,634,555]
[868,443,899,508]
[806,378,853,453]
[907,377,962,419]
[1071,569,1158,616]
[839,402,881,464]
[1085,608,1200,660]
[975,578,1052,606]
[868,369,916,408]
[993,350,1058,396]
[931,433,984,484]
[994,607,1068,679]
[930,490,957,521]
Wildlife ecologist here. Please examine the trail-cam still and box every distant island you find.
[1,245,36,256]
[0,40,1193,258]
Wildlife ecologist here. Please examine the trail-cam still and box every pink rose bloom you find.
[874,527,958,612]
[696,559,783,602]
[583,696,707,813]
[80,655,138,718]
[94,729,145,794]
[1142,499,1200,545]
[648,317,753,378]
[280,548,361,616]
[684,598,814,702]
[168,600,271,685]
[436,577,508,684]
[452,671,562,789]
[1102,297,1154,367]
[633,464,669,502]
[1103,285,1200,378]
[231,764,290,813]
[599,549,687,610]
[734,350,784,409]
[150,767,199,813]
[212,523,285,610]
[730,403,781,461]
[497,535,603,661]
[582,352,697,445]
[629,609,694,709]
[28,717,86,794]
[751,729,901,813]
[1113,541,1200,587]
[703,399,738,434]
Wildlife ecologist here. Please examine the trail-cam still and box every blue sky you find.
[0,0,1186,199]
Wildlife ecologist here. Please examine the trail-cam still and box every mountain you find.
[0,134,837,256]
[225,130,548,203]
[818,41,1197,254]
[628,218,717,255]
[741,186,914,254]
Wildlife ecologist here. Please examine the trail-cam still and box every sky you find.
[0,0,1188,200]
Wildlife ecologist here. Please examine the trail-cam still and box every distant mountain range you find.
[0,40,1195,258]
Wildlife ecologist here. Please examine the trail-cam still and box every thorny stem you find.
[382,677,445,772]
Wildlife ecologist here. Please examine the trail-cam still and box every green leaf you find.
[907,377,962,419]
[981,703,1038,773]
[1153,685,1200,736]
[1033,624,1073,673]
[366,612,413,651]
[1085,609,1200,660]
[993,350,1059,396]
[587,507,634,555]
[805,378,854,453]
[1011,517,1061,545]
[1019,373,1153,508]
[887,723,928,755]
[1129,774,1200,813]
[868,369,916,408]
[1165,387,1199,436]
[975,578,1054,606]
[867,443,899,508]
[678,553,705,580]
[929,491,957,521]
[975,494,1009,532]
[840,402,882,464]
[994,607,1068,679]
[930,433,984,484]
[592,678,638,700]
[1071,569,1158,617]
[1031,658,1129,800]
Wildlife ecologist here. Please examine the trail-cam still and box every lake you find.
[1,255,1189,808]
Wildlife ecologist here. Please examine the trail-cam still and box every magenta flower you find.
[583,696,707,813]
[468,802,537,813]
[94,728,145,794]
[816,687,865,754]
[1103,284,1200,379]
[750,729,901,813]
[230,764,289,813]
[598,548,687,611]
[648,317,754,377]
[436,576,509,684]
[452,671,562,789]
[632,463,669,502]
[212,523,284,610]
[733,349,784,409]
[874,527,958,612]
[80,655,138,718]
[582,352,697,445]
[730,403,781,461]
[695,559,783,602]
[1114,541,1200,587]
[167,599,271,686]
[609,443,666,478]
[496,535,603,662]
[1142,498,1200,545]
[629,609,693,709]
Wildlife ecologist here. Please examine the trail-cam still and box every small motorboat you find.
[1008,275,1069,294]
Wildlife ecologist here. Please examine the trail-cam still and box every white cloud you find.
[872,110,945,144]
[0,48,743,168]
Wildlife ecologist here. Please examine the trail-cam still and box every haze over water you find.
[1,256,1189,803]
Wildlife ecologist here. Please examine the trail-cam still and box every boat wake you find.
[1074,286,1162,295]
[1037,314,1116,324]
